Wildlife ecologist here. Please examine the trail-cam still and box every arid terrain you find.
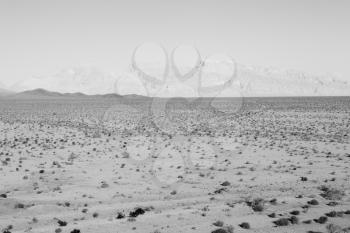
[0,96,350,233]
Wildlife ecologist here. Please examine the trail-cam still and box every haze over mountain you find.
[0,81,14,96]
[8,65,350,97]
[0,88,14,97]
[239,65,350,97]
[11,67,116,95]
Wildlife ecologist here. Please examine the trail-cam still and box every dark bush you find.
[325,211,337,217]
[57,220,67,226]
[273,218,289,226]
[129,207,146,217]
[314,216,328,224]
[289,216,299,224]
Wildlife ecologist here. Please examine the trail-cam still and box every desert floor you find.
[0,97,350,233]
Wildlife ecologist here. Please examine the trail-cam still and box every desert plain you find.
[0,95,350,233]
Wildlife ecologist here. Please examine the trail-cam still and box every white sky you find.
[0,0,349,87]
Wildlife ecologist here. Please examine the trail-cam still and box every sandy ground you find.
[0,97,350,233]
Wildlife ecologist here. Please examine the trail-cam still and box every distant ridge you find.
[4,88,146,99]
[10,88,78,98]
[9,66,350,97]
[1,88,349,100]
[16,88,65,97]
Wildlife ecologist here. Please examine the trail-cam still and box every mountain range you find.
[0,88,151,99]
[1,65,349,97]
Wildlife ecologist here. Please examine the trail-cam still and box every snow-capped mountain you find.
[238,64,350,97]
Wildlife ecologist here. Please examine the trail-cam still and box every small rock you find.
[116,212,125,219]
[290,210,300,215]
[213,220,224,227]
[289,216,299,224]
[302,220,312,224]
[57,220,67,227]
[314,216,328,224]
[239,222,250,229]
[221,181,231,186]
[70,229,80,233]
[307,199,319,205]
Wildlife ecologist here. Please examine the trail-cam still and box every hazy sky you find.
[1,0,349,87]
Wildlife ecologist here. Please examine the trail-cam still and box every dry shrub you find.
[319,186,345,200]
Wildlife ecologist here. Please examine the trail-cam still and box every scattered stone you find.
[290,210,300,215]
[221,181,231,186]
[70,229,80,233]
[269,198,277,205]
[213,220,224,227]
[314,216,328,224]
[116,212,125,219]
[239,222,250,229]
[100,181,109,188]
[289,216,299,224]
[14,203,25,209]
[302,220,312,224]
[307,199,319,205]
[247,198,265,212]
[57,220,67,227]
